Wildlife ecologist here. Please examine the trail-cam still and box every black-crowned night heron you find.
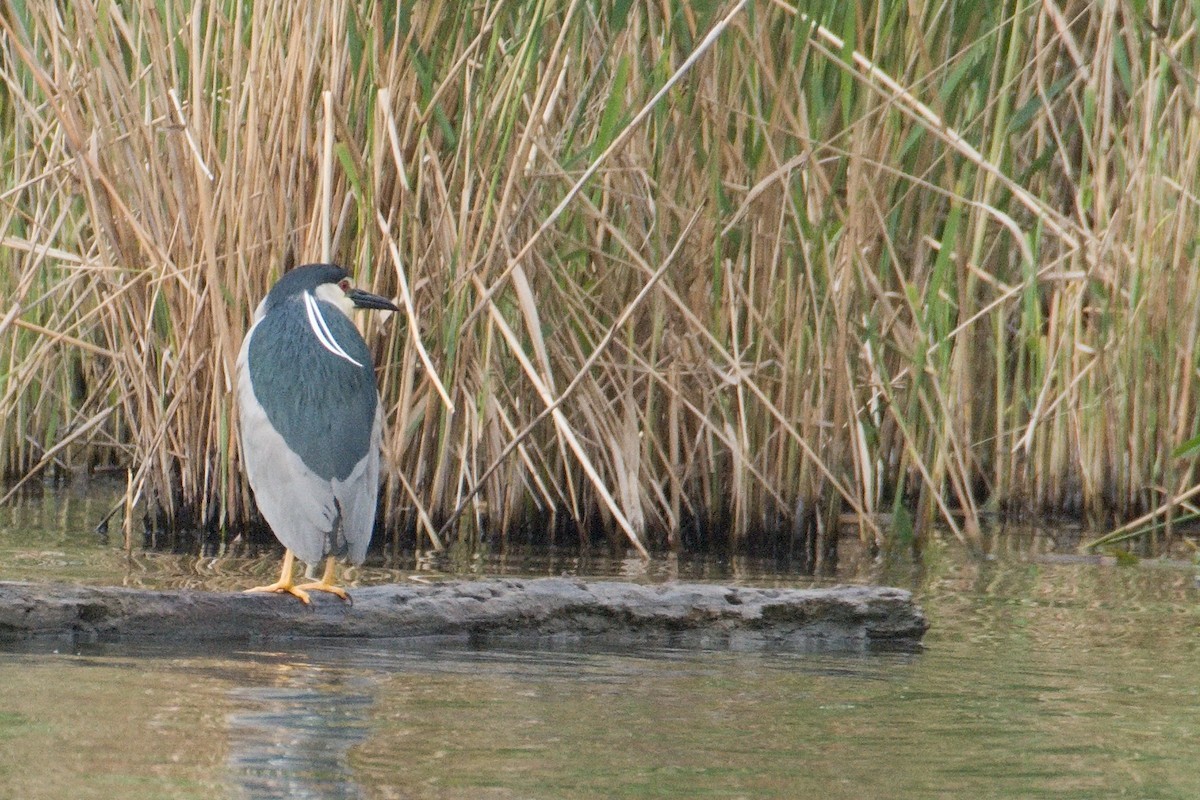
[236,263,398,603]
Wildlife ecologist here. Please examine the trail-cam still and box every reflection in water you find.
[11,485,1200,798]
[226,662,374,800]
[0,481,864,591]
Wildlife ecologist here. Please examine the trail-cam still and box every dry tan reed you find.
[2,1,1199,554]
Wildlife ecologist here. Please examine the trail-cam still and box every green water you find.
[3,487,1200,798]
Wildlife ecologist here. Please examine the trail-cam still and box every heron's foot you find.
[295,579,352,604]
[244,549,310,603]
[244,580,312,605]
[295,555,353,603]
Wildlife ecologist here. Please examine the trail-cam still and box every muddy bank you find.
[0,578,927,650]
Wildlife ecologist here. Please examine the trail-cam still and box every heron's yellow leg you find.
[296,556,351,602]
[245,549,311,604]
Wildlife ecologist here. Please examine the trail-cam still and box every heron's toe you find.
[244,581,312,605]
[295,580,352,604]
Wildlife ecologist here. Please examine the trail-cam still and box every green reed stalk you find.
[2,1,1200,553]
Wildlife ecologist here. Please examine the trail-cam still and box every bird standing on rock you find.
[236,263,398,603]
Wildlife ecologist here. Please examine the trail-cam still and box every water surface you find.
[2,486,1200,798]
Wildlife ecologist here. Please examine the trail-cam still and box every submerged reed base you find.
[0,578,927,651]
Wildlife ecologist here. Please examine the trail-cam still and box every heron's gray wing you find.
[238,338,338,566]
[331,402,382,564]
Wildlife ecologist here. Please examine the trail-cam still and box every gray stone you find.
[0,578,927,651]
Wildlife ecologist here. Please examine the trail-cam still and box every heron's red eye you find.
[339,279,352,292]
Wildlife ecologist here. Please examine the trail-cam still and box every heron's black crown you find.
[261,264,350,315]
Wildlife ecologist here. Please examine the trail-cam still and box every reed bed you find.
[1,0,1198,555]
